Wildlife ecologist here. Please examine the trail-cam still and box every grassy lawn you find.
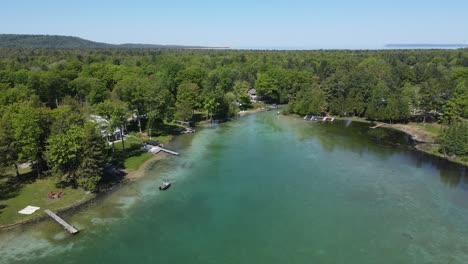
[252,101,270,108]
[335,116,372,123]
[124,152,153,172]
[0,176,89,226]
[0,131,175,226]
[411,122,444,135]
[113,135,142,151]
[113,134,173,173]
[154,134,173,145]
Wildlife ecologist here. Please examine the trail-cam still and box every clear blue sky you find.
[1,0,467,49]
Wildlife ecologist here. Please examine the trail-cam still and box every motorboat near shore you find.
[159,181,171,190]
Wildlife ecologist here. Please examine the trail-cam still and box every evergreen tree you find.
[76,123,107,192]
[175,83,199,121]
[440,122,468,156]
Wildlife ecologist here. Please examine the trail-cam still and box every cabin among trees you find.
[89,114,125,142]
[248,89,258,103]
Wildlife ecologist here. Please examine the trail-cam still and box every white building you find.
[89,114,124,141]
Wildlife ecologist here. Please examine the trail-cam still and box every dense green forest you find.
[0,48,467,191]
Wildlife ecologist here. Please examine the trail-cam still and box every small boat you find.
[159,181,171,190]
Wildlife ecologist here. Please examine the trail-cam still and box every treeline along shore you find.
[0,47,467,226]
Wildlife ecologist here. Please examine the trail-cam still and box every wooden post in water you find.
[44,209,79,234]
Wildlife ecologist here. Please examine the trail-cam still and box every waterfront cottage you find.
[247,89,258,103]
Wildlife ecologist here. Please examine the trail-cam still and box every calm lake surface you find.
[1,112,467,264]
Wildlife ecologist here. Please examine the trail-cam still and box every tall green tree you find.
[11,104,43,175]
[440,122,468,157]
[46,125,83,185]
[203,93,221,121]
[113,76,148,132]
[255,71,280,103]
[69,76,108,105]
[95,100,128,151]
[144,81,174,129]
[76,123,107,192]
[0,111,17,176]
[175,83,200,121]
[232,80,252,108]
[290,84,326,115]
[46,123,107,191]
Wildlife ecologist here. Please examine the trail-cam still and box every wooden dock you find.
[44,209,79,234]
[144,144,180,156]
[160,147,179,155]
[370,123,385,129]
[149,146,179,155]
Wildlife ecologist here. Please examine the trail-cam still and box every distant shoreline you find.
[385,44,468,49]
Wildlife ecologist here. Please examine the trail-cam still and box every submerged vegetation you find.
[0,47,467,225]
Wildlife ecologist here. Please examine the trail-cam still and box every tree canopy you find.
[1,47,467,190]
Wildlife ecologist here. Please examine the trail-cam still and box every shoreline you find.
[0,193,96,231]
[125,152,169,181]
[335,117,468,167]
[238,107,272,116]
[0,144,173,231]
[2,111,465,231]
[0,111,270,231]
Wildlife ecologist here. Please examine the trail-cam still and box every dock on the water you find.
[44,209,79,234]
[159,147,179,155]
[142,143,180,156]
[145,145,179,155]
[370,124,385,129]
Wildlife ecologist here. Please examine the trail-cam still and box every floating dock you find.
[44,209,79,234]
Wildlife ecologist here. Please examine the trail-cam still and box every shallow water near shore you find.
[1,112,467,264]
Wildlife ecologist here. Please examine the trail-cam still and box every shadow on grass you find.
[112,144,145,169]
[100,165,127,190]
[113,122,179,167]
[192,113,208,123]
[154,123,179,136]
[102,122,179,189]
[0,170,38,211]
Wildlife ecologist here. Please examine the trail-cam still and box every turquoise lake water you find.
[1,112,467,264]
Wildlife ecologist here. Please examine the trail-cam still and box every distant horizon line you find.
[1,33,467,50]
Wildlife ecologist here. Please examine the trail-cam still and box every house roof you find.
[89,114,109,125]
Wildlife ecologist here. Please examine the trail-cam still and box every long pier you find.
[44,209,79,234]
